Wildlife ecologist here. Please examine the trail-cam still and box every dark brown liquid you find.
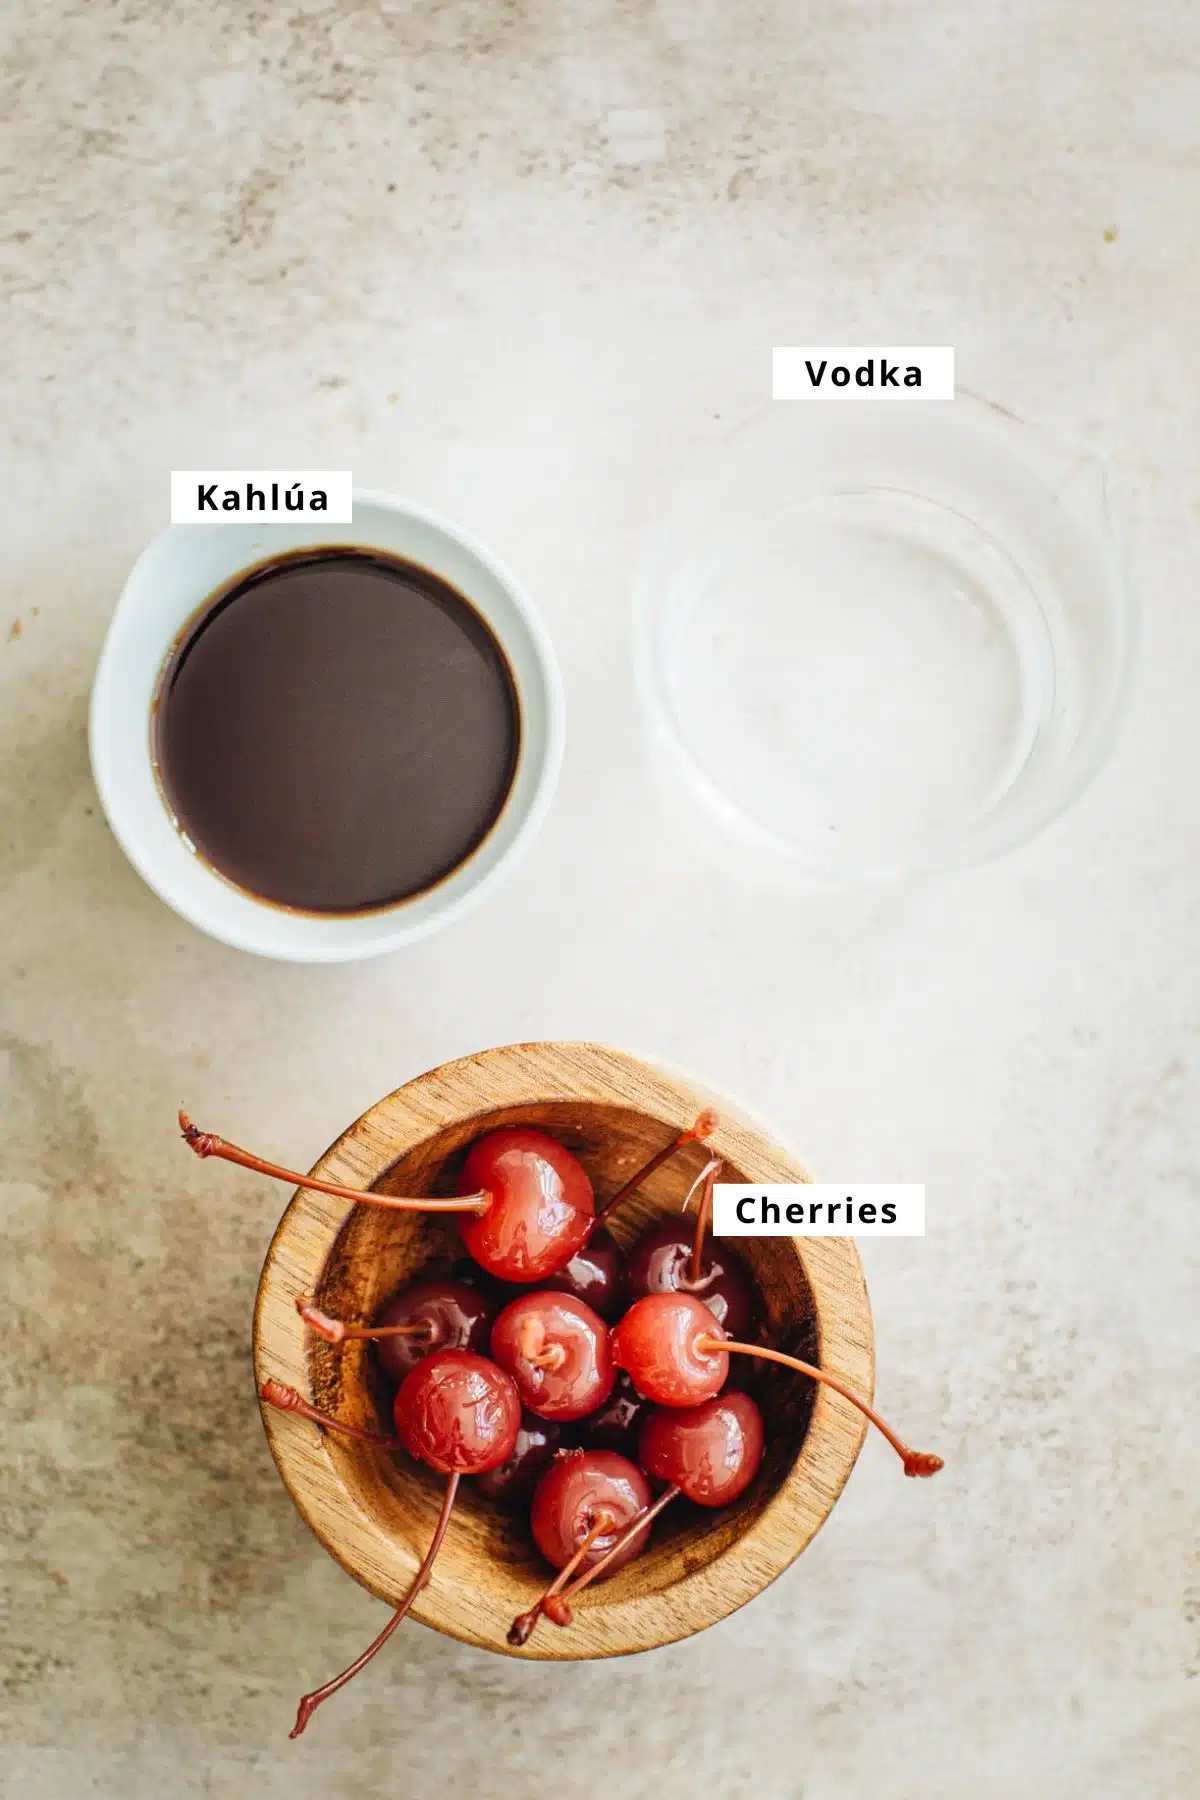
[154,549,519,912]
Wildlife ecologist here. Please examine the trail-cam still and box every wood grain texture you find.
[252,1042,873,1659]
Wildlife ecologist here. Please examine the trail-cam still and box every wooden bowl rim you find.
[252,1041,873,1658]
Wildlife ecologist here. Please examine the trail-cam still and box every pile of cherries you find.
[181,1108,941,1739]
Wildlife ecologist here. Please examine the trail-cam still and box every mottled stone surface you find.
[1,3,1197,1796]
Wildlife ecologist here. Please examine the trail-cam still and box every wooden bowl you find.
[253,1042,873,1658]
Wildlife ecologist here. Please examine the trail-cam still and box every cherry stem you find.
[258,1378,402,1448]
[507,1509,615,1647]
[290,1472,460,1737]
[685,1156,722,1287]
[596,1109,719,1224]
[696,1338,944,1478]
[549,1484,682,1624]
[178,1110,491,1215]
[518,1313,567,1372]
[296,1297,435,1349]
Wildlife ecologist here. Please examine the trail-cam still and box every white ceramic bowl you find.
[89,491,565,961]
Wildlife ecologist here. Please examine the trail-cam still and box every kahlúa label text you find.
[773,347,954,399]
[713,1184,925,1237]
[170,471,353,523]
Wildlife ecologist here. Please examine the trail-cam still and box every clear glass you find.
[634,393,1135,889]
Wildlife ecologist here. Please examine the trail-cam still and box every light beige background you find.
[1,3,1196,1796]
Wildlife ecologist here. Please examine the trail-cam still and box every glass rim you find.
[632,392,1139,888]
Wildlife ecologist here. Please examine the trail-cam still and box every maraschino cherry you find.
[455,1111,718,1280]
[533,1224,628,1321]
[626,1157,758,1338]
[611,1293,728,1405]
[580,1371,651,1456]
[475,1410,563,1506]
[455,1127,595,1280]
[508,1449,652,1645]
[181,1112,594,1284]
[639,1391,764,1506]
[393,1348,522,1475]
[259,1348,521,1735]
[612,1293,943,1478]
[296,1278,494,1384]
[524,1112,718,1308]
[180,1108,716,1287]
[529,1450,652,1573]
[490,1291,615,1421]
[519,1393,767,1642]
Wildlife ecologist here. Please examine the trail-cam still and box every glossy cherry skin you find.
[490,1292,615,1422]
[530,1450,652,1576]
[374,1279,495,1386]
[474,1410,563,1507]
[532,1226,628,1322]
[580,1370,652,1456]
[449,1256,516,1306]
[458,1128,595,1283]
[625,1224,758,1339]
[611,1293,728,1406]
[639,1392,764,1506]
[393,1349,521,1475]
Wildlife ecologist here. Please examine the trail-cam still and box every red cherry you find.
[532,1225,628,1321]
[611,1293,728,1406]
[180,1113,594,1287]
[580,1370,652,1456]
[474,1410,564,1507]
[516,1390,765,1645]
[626,1223,757,1338]
[509,1449,655,1646]
[490,1291,615,1421]
[625,1153,758,1338]
[615,1304,944,1481]
[372,1280,494,1384]
[638,1392,764,1506]
[529,1449,652,1576]
[448,1256,516,1307]
[297,1279,495,1385]
[515,1393,766,1644]
[458,1128,595,1283]
[512,1449,678,1645]
[393,1349,521,1475]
